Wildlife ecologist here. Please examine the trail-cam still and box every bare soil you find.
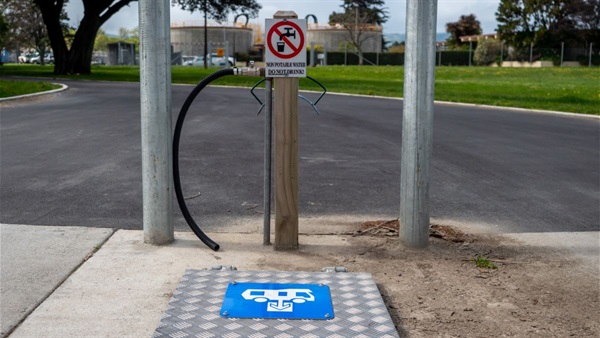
[298,222,599,337]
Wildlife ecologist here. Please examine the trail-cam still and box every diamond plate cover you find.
[153,269,399,338]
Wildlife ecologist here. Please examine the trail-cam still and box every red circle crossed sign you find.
[267,21,305,59]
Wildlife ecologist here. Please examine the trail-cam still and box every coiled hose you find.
[173,68,235,251]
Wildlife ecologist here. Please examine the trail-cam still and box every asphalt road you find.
[1,79,598,233]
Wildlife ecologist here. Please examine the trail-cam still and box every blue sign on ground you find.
[220,282,334,320]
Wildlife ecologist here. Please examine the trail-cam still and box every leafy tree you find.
[94,28,110,52]
[34,0,135,74]
[388,40,405,54]
[3,0,65,65]
[0,13,8,58]
[445,14,482,49]
[571,0,600,45]
[118,27,130,40]
[171,0,261,68]
[495,0,598,49]
[329,0,388,65]
[473,38,501,65]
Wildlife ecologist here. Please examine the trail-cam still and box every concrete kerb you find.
[0,83,69,102]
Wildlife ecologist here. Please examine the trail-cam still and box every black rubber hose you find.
[173,68,235,251]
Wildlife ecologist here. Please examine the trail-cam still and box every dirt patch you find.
[355,219,471,243]
[292,224,599,337]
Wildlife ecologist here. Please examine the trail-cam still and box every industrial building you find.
[307,24,383,53]
[170,22,254,59]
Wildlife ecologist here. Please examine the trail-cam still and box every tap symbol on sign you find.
[277,28,296,52]
[280,28,296,40]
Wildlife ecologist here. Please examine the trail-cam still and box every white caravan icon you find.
[241,288,315,312]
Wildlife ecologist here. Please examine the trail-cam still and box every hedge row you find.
[305,51,472,66]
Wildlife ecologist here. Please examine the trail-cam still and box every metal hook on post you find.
[250,76,327,116]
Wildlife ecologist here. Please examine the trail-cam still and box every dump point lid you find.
[153,269,399,338]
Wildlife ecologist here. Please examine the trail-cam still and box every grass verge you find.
[0,79,61,98]
[1,64,598,115]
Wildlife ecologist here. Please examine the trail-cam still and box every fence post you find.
[273,11,300,250]
[400,0,437,248]
[529,42,533,65]
[344,44,348,65]
[139,0,174,245]
[310,41,315,67]
[590,42,594,67]
[324,41,328,66]
[560,42,564,67]
[469,41,472,66]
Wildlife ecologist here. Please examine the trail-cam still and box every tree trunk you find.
[35,0,133,75]
[66,15,101,74]
[34,0,68,74]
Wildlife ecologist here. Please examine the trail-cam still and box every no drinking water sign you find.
[265,18,307,77]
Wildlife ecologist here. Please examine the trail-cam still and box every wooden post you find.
[273,11,300,250]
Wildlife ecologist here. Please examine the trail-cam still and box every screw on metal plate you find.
[232,281,237,285]
[325,313,331,318]
[211,265,237,271]
[250,76,327,116]
[222,311,229,316]
[322,266,348,273]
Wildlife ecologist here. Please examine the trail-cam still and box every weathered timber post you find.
[273,11,300,250]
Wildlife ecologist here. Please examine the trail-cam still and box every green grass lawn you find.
[0,78,61,98]
[1,64,598,114]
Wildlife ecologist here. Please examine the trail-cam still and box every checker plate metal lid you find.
[153,269,399,338]
[221,282,334,320]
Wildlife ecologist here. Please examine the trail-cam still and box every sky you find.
[65,0,501,37]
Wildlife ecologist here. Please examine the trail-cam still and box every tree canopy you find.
[0,14,8,57]
[445,14,482,49]
[34,0,135,74]
[329,0,389,26]
[171,0,260,22]
[496,0,599,48]
[328,0,388,65]
[4,0,64,65]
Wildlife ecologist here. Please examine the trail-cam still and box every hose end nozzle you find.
[233,67,265,77]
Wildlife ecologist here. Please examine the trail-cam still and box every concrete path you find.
[7,230,357,337]
[0,224,113,337]
[3,225,598,338]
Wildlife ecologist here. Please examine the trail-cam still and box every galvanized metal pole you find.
[590,43,593,67]
[139,0,174,245]
[310,42,315,67]
[400,0,438,248]
[263,78,273,246]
